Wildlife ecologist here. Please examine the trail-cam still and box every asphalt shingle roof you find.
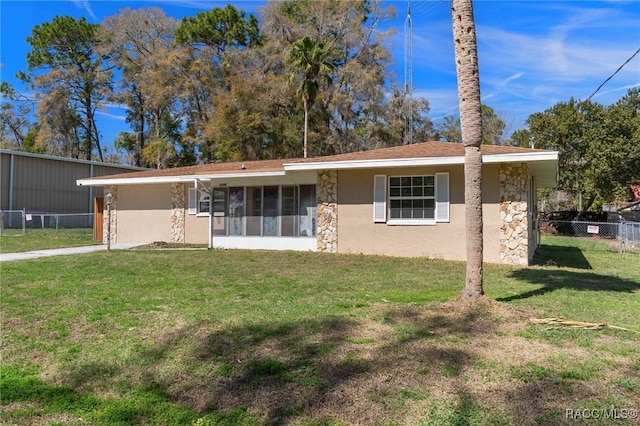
[84,141,554,181]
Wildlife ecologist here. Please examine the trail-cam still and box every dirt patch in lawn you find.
[132,241,208,250]
[107,297,638,425]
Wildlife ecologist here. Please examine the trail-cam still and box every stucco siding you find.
[336,165,504,263]
[185,213,210,244]
[482,164,503,263]
[116,184,172,243]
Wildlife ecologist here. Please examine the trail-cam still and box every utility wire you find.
[585,47,640,101]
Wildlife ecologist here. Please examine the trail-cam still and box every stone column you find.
[499,164,529,265]
[317,170,338,253]
[170,183,186,243]
[104,185,117,244]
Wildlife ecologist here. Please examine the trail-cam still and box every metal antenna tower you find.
[404,2,413,145]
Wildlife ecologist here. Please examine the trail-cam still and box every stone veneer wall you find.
[103,185,117,244]
[317,170,338,253]
[499,164,529,265]
[170,183,186,243]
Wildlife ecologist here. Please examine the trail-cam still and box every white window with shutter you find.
[435,172,450,223]
[188,187,197,215]
[188,186,211,215]
[374,172,449,225]
[373,174,387,222]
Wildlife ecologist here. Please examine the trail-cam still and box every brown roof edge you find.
[290,140,553,164]
[79,141,555,182]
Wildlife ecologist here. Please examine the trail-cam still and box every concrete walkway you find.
[0,243,143,262]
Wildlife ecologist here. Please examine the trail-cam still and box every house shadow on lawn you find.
[532,244,592,269]
[496,240,640,302]
[498,264,640,303]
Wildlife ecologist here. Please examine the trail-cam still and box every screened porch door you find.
[209,185,316,239]
[212,188,227,236]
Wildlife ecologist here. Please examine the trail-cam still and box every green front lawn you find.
[1,236,638,425]
[0,228,98,253]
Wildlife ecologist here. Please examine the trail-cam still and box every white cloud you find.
[152,0,263,13]
[475,19,639,109]
[97,102,127,122]
[72,0,96,21]
[619,82,640,91]
[586,81,640,101]
[498,72,525,87]
[414,87,460,118]
[481,93,494,102]
[95,110,126,121]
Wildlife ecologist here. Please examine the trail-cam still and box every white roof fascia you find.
[77,176,179,186]
[76,171,286,187]
[187,171,286,180]
[284,156,465,171]
[482,151,558,164]
[76,152,558,186]
[284,151,558,171]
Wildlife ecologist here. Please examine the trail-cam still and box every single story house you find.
[77,141,558,266]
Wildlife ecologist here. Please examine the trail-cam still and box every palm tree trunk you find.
[303,97,309,158]
[138,95,145,167]
[451,0,484,299]
[85,99,93,161]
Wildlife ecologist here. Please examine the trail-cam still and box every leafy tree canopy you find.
[436,104,506,145]
[510,88,640,211]
[20,15,111,161]
[7,1,433,166]
[25,16,98,70]
[174,5,261,52]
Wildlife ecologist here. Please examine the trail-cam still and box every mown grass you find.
[0,228,98,253]
[1,235,638,425]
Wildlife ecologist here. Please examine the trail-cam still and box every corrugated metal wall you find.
[0,153,11,211]
[0,150,147,214]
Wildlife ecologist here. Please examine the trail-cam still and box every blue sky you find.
[1,0,639,152]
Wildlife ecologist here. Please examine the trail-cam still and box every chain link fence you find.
[619,222,640,253]
[541,220,639,253]
[1,210,93,236]
[0,209,26,236]
[27,213,93,230]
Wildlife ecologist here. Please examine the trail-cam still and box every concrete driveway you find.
[0,243,143,262]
